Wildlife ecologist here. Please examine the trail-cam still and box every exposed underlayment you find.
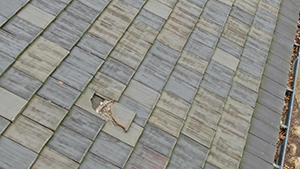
[0,0,299,168]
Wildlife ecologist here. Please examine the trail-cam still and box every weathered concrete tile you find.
[4,115,53,153]
[149,40,181,64]
[0,67,42,100]
[30,0,71,15]
[182,116,215,148]
[205,60,235,83]
[212,48,239,71]
[234,0,260,15]
[77,33,113,59]
[178,50,208,74]
[217,37,243,58]
[156,91,190,119]
[65,46,104,75]
[172,64,202,88]
[47,125,93,163]
[238,56,265,79]
[253,7,277,34]
[233,70,261,92]
[204,162,221,169]
[65,0,99,23]
[90,132,133,168]
[139,124,177,157]
[148,108,184,137]
[195,87,225,113]
[201,0,231,26]
[78,0,109,12]
[230,6,254,26]
[125,143,169,169]
[267,52,290,73]
[254,103,281,128]
[0,15,6,27]
[244,36,270,57]
[22,95,67,131]
[121,0,146,9]
[157,28,188,51]
[38,77,81,109]
[165,76,197,103]
[17,4,55,28]
[219,111,250,139]
[52,62,93,91]
[119,31,152,55]
[108,102,136,131]
[158,0,177,7]
[263,0,281,7]
[0,53,14,76]
[0,87,27,121]
[264,63,288,87]
[119,96,152,127]
[75,88,101,118]
[240,150,274,169]
[0,29,28,58]
[245,133,276,163]
[88,72,126,101]
[249,26,273,45]
[62,106,105,140]
[0,136,38,169]
[258,1,279,18]
[0,0,27,19]
[207,145,240,169]
[80,153,119,169]
[188,101,220,130]
[32,146,79,169]
[3,16,42,43]
[191,28,218,49]
[223,16,250,46]
[229,82,258,107]
[224,97,254,122]
[188,0,207,7]
[213,127,246,158]
[258,89,284,113]
[261,75,286,101]
[124,80,160,109]
[13,37,69,82]
[197,17,223,37]
[0,116,10,134]
[100,57,135,85]
[127,20,159,43]
[168,134,209,169]
[144,0,172,19]
[218,0,235,6]
[201,74,231,98]
[102,122,143,147]
[136,9,165,31]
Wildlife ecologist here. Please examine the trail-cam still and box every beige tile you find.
[207,145,240,169]
[195,88,225,113]
[174,0,203,18]
[182,116,215,147]
[234,0,260,15]
[164,17,194,38]
[249,26,273,44]
[197,17,223,37]
[212,48,239,71]
[224,97,254,122]
[178,50,208,74]
[32,146,79,169]
[144,0,172,19]
[217,0,235,6]
[110,102,136,130]
[149,108,184,137]
[4,115,53,153]
[17,4,55,29]
[127,20,159,43]
[119,32,152,55]
[233,70,261,92]
[259,0,279,15]
[158,0,177,7]
[157,28,188,51]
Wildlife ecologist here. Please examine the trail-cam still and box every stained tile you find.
[136,9,165,30]
[0,136,38,169]
[90,132,133,168]
[233,70,261,92]
[253,7,277,34]
[157,28,188,51]
[37,77,81,109]
[0,29,28,58]
[201,74,231,98]
[217,37,243,58]
[223,97,254,122]
[197,17,223,37]
[190,28,218,49]
[238,56,265,79]
[172,64,202,88]
[178,50,208,74]
[47,125,93,163]
[184,38,214,61]
[230,6,254,26]
[205,60,235,84]
[249,25,273,45]
[234,0,260,15]
[201,0,231,26]
[229,82,258,107]
[194,87,225,113]
[0,53,14,76]
[207,145,240,169]
[223,16,250,46]
[0,116,10,134]
[80,153,119,169]
[127,20,159,43]
[3,115,53,153]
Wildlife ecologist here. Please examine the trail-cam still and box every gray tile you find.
[217,37,243,58]
[253,7,277,34]
[65,0,99,23]
[65,46,104,75]
[100,57,135,84]
[3,16,42,43]
[229,82,258,107]
[139,124,177,157]
[62,106,105,140]
[121,0,146,9]
[31,0,70,15]
[90,132,133,168]
[149,40,181,64]
[188,0,207,7]
[78,0,109,12]
[201,0,231,26]
[0,136,38,169]
[267,54,290,77]
[257,89,284,115]
[243,37,270,63]
[52,62,93,91]
[245,133,276,163]
[184,38,214,61]
[238,56,265,79]
[205,60,235,83]
[47,125,93,163]
[240,150,274,169]
[0,15,6,27]
[37,77,81,109]
[172,64,202,88]
[254,103,281,129]
[280,0,300,21]
[0,0,27,18]
[80,153,120,169]
[0,53,14,76]
[0,116,10,134]
[230,6,253,26]
[201,74,231,98]
[264,63,289,86]
[264,0,281,7]
[165,76,197,103]
[0,67,42,100]
[77,33,114,59]
[271,34,293,62]
[0,29,28,58]
[190,28,218,49]
[204,162,220,169]
[274,14,296,41]
[119,96,152,127]
[125,143,169,169]
[168,134,209,169]
[136,9,165,31]
[260,75,286,100]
